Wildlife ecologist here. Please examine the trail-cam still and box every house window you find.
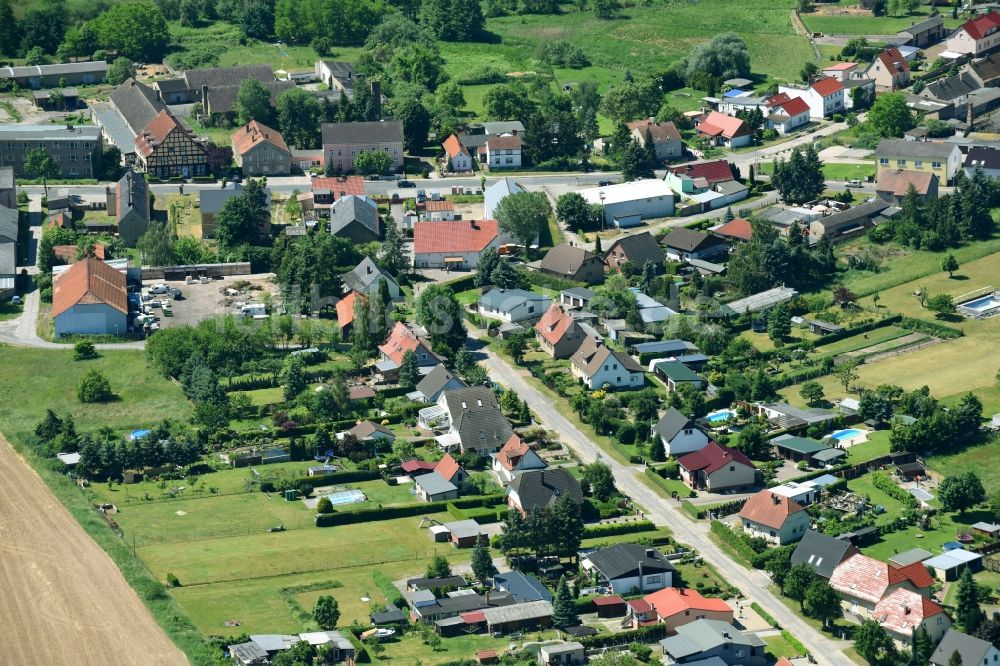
[896,160,906,167]
[2,142,10,149]
[770,530,776,537]
[914,160,923,167]
[932,161,941,168]
[730,466,735,471]
[879,158,889,165]
[683,428,693,435]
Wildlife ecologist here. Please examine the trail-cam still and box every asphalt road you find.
[468,332,855,665]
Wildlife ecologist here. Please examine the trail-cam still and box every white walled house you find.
[412,219,500,270]
[52,257,129,338]
[476,288,551,323]
[778,78,845,119]
[653,408,710,457]
[946,12,1000,57]
[580,544,676,594]
[570,337,645,390]
[578,179,675,229]
[484,134,522,169]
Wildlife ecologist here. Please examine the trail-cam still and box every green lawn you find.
[813,326,908,356]
[861,507,998,561]
[800,10,963,36]
[844,431,891,464]
[764,632,806,660]
[0,347,190,443]
[930,438,1000,496]
[847,473,908,524]
[821,163,876,181]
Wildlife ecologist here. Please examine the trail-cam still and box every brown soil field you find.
[0,435,187,666]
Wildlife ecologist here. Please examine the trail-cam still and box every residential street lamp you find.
[598,191,606,232]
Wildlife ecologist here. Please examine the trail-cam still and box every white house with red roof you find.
[874,588,951,645]
[864,47,910,92]
[677,442,757,493]
[484,134,522,169]
[829,553,935,615]
[737,490,811,545]
[442,134,472,173]
[627,587,733,633]
[491,434,547,485]
[534,304,592,359]
[763,94,811,135]
[778,77,845,119]
[695,111,753,148]
[946,11,1000,57]
[412,219,500,270]
[378,321,440,369]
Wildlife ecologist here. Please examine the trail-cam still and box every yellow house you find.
[875,139,963,184]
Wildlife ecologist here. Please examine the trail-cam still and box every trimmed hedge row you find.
[710,520,757,565]
[372,569,405,608]
[578,622,667,648]
[315,494,505,527]
[870,471,919,509]
[288,469,381,489]
[681,500,705,520]
[899,316,963,339]
[817,315,900,345]
[582,520,656,538]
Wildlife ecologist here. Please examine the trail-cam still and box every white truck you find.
[240,303,267,317]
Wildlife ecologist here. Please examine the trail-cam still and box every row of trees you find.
[496,498,584,560]
[727,218,837,296]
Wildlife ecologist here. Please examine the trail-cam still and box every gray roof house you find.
[654,407,710,457]
[660,228,728,262]
[493,571,553,603]
[321,120,404,146]
[108,78,168,138]
[0,206,18,277]
[477,288,551,324]
[110,169,150,247]
[412,364,468,403]
[414,471,459,502]
[507,468,583,515]
[443,386,514,455]
[229,641,269,665]
[875,138,963,184]
[604,231,666,271]
[342,256,400,299]
[930,629,1000,666]
[791,530,858,579]
[330,195,380,243]
[580,543,676,594]
[660,619,767,665]
[0,61,108,89]
[538,244,605,284]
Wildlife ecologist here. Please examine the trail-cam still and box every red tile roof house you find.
[335,290,365,336]
[763,94,811,135]
[737,490,811,546]
[377,321,441,380]
[695,111,754,149]
[665,160,739,196]
[231,120,292,176]
[311,175,365,217]
[777,77,845,119]
[435,452,468,486]
[628,587,733,634]
[946,11,1000,57]
[490,434,547,485]
[864,47,911,92]
[829,553,934,616]
[52,257,128,337]
[442,134,473,173]
[412,219,501,270]
[712,217,753,243]
[876,170,939,204]
[677,442,757,493]
[627,118,683,161]
[534,304,591,359]
[873,588,951,645]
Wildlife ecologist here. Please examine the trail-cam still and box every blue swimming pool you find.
[830,428,863,440]
[959,293,1000,318]
[325,489,367,505]
[706,409,736,423]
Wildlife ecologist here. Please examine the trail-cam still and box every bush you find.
[77,369,113,403]
[870,471,919,509]
[73,340,99,360]
[166,573,180,587]
[681,500,705,519]
[583,520,656,538]
[316,495,504,527]
[899,316,963,339]
[710,520,758,565]
[298,482,314,498]
[316,497,334,514]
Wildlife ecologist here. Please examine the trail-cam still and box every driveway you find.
[468,333,854,664]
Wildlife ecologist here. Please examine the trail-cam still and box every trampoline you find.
[324,489,367,505]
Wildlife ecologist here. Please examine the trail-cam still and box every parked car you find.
[11,295,21,305]
[399,180,416,188]
[148,284,168,294]
[846,179,863,188]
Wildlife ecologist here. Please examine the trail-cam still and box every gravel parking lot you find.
[140,274,279,329]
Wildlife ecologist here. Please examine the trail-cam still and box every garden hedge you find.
[681,500,705,520]
[899,316,963,339]
[582,520,656,538]
[315,494,505,527]
[578,623,666,648]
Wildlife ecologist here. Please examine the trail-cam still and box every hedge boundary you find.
[582,520,656,538]
[315,495,505,527]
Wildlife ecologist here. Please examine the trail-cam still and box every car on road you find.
[11,295,20,305]
[398,180,416,188]
[598,180,614,187]
[846,179,863,188]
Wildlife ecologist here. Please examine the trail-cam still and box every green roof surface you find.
[654,360,702,383]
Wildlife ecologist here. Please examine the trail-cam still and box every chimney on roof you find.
[645,548,656,558]
[155,88,162,103]
[370,79,382,118]
[201,84,209,112]
[772,494,781,504]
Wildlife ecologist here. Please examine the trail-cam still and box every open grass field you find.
[0,347,190,443]
[861,506,997,561]
[930,438,1000,496]
[814,325,908,355]
[844,431,891,464]
[800,9,963,36]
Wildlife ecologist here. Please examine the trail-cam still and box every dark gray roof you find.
[925,73,979,102]
[930,629,994,666]
[965,146,1000,169]
[206,80,295,115]
[434,594,486,614]
[322,120,404,145]
[407,575,468,590]
[330,195,379,237]
[415,471,458,496]
[969,53,1000,84]
[116,169,149,223]
[0,205,17,245]
[876,138,959,160]
[540,244,601,276]
[154,78,188,93]
[182,64,274,90]
[320,61,356,80]
[492,571,553,603]
[508,469,583,512]
[371,604,407,624]
[416,364,467,399]
[199,183,271,215]
[790,530,856,579]
[229,641,268,662]
[109,78,166,135]
[814,200,889,230]
[605,232,665,266]
[583,543,675,580]
[342,256,397,293]
[660,228,726,253]
[632,340,698,355]
[479,288,548,313]
[897,14,944,36]
[561,286,596,300]
[444,386,514,453]
[661,619,765,659]
[0,166,12,191]
[654,407,696,442]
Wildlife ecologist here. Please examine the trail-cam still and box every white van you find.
[240,303,267,316]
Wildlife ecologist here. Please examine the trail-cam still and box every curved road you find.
[468,333,855,665]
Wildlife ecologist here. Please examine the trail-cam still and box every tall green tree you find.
[0,0,17,57]
[91,2,170,61]
[495,191,551,250]
[470,537,492,584]
[419,0,484,41]
[236,78,275,125]
[552,576,577,628]
[415,284,466,354]
[784,563,815,609]
[106,57,136,86]
[854,619,899,666]
[803,579,841,627]
[425,554,451,578]
[956,566,985,632]
[275,88,320,149]
[867,92,915,138]
[283,354,307,401]
[767,303,791,345]
[398,350,419,387]
[214,179,269,249]
[771,145,824,203]
[24,148,59,197]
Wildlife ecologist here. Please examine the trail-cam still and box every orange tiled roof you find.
[874,588,945,636]
[495,434,529,472]
[232,120,290,156]
[435,453,463,483]
[52,256,127,318]
[378,321,432,366]
[443,134,468,158]
[811,77,844,96]
[413,219,498,255]
[643,587,733,619]
[738,490,806,530]
[534,304,575,346]
[830,554,933,605]
[336,290,365,330]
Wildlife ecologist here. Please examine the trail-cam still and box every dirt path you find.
[0,434,187,666]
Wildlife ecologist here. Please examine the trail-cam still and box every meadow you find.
[800,10,963,36]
